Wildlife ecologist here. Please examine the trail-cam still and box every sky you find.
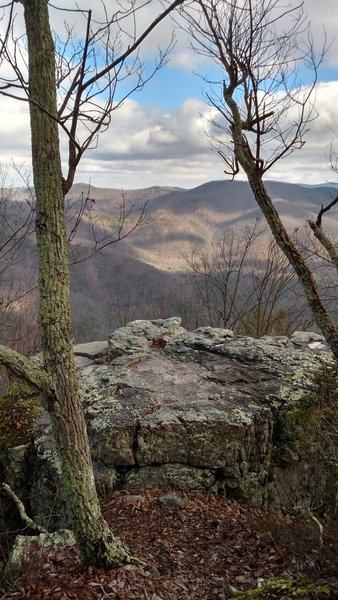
[1,0,338,190]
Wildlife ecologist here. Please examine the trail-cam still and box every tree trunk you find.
[222,88,338,364]
[246,174,338,361]
[23,0,135,567]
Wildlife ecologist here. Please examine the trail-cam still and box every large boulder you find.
[4,318,336,527]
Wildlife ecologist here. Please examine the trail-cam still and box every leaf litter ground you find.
[1,488,337,599]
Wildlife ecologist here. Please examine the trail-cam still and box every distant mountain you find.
[102,179,337,270]
[300,182,338,190]
[3,179,338,342]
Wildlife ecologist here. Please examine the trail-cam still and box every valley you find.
[1,179,337,344]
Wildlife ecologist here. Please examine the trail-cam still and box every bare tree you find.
[186,221,311,336]
[0,0,187,567]
[0,164,37,348]
[67,187,151,265]
[178,0,338,362]
[187,220,262,328]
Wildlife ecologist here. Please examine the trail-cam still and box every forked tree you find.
[0,0,186,567]
[177,0,338,362]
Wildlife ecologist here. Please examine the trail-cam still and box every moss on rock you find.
[235,576,332,599]
[0,384,42,448]
[276,362,337,458]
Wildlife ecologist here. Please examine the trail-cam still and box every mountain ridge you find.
[3,178,338,342]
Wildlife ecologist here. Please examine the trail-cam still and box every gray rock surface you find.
[4,318,336,528]
[157,492,185,508]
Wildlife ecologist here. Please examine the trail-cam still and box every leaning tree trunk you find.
[223,88,338,364]
[246,174,338,361]
[23,0,135,567]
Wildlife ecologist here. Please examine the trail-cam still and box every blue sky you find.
[1,0,338,189]
[134,66,209,110]
[132,57,338,112]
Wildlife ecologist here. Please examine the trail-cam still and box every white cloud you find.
[77,154,226,189]
[304,0,338,68]
[167,0,338,73]
[2,0,338,74]
[0,98,31,161]
[89,97,212,163]
[2,81,338,189]
[1,2,338,190]
[266,81,338,183]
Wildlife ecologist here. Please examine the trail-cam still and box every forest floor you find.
[1,488,337,599]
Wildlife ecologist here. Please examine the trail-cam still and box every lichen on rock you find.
[234,576,332,598]
[2,319,336,526]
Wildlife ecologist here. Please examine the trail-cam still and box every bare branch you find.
[308,195,338,276]
[1,1,187,193]
[1,483,49,534]
[313,195,338,229]
[68,190,150,264]
[79,0,187,92]
[185,220,306,336]
[180,0,324,175]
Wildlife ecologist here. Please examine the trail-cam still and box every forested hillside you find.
[1,178,338,344]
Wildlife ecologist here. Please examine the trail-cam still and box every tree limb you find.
[0,344,52,397]
[1,483,49,534]
[80,0,187,92]
[308,195,338,275]
[313,195,338,228]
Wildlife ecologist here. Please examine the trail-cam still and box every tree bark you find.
[246,175,338,361]
[0,344,51,395]
[23,0,136,567]
[308,220,338,277]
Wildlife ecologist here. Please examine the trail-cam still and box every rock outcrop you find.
[3,318,337,528]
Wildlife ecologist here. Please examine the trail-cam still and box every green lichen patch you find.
[0,384,42,448]
[234,576,332,599]
[272,362,338,515]
[276,362,337,457]
[0,529,76,593]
